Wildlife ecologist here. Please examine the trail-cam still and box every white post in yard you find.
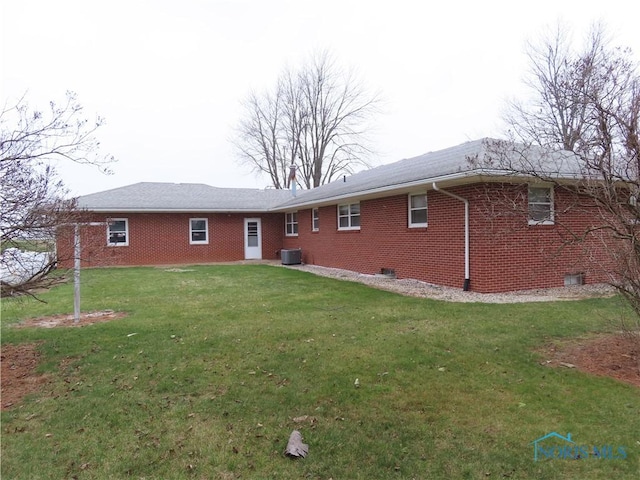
[73,222,106,324]
[74,224,81,323]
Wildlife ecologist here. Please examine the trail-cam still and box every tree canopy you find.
[234,51,381,189]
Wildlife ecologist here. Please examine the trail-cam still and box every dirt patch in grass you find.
[539,334,640,388]
[1,310,127,411]
[10,310,127,329]
[1,343,50,410]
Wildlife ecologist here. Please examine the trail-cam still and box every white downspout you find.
[432,182,470,291]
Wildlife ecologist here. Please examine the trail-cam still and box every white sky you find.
[2,0,639,196]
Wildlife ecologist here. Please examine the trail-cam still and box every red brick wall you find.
[57,183,614,292]
[468,183,613,292]
[282,184,613,293]
[57,212,284,268]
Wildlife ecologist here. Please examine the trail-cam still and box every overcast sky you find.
[2,0,639,196]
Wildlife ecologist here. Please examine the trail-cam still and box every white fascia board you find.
[268,171,491,211]
[82,208,274,213]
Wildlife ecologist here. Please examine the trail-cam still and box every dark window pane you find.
[411,209,427,224]
[191,220,206,231]
[192,231,206,242]
[529,205,551,221]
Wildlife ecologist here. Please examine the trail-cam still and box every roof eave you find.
[79,207,276,214]
[268,170,490,211]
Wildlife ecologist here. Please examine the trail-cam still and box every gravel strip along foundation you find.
[280,264,615,303]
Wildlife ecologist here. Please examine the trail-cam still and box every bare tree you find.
[479,23,639,336]
[1,91,114,297]
[234,51,380,189]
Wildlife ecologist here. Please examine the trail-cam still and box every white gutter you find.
[79,208,278,213]
[432,182,470,291]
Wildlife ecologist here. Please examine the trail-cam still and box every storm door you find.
[244,218,262,259]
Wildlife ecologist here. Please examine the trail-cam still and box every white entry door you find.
[244,218,262,260]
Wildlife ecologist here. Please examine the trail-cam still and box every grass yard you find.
[1,265,639,479]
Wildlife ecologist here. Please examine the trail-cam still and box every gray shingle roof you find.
[77,182,293,212]
[277,138,490,209]
[276,138,582,209]
[77,139,583,212]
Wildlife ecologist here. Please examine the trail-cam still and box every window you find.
[408,193,428,227]
[190,218,208,244]
[338,203,360,230]
[107,218,129,246]
[285,212,298,236]
[312,208,319,231]
[528,185,554,225]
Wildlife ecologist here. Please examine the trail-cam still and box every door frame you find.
[243,217,262,260]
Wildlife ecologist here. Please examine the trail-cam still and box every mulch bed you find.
[539,334,639,387]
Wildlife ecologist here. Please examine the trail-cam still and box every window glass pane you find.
[339,216,349,228]
[351,214,361,227]
[529,204,551,222]
[339,205,349,216]
[109,232,127,243]
[350,203,360,215]
[528,186,552,223]
[192,231,206,242]
[108,220,127,244]
[411,194,427,209]
[285,212,298,235]
[529,187,550,203]
[411,209,428,224]
[191,219,206,231]
[110,220,126,232]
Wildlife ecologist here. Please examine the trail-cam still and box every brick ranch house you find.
[57,138,613,293]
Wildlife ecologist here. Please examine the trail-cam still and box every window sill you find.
[528,220,555,226]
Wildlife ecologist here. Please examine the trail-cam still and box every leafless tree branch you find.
[1,91,115,297]
[233,50,381,189]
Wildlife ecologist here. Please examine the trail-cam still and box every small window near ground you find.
[312,208,319,231]
[108,219,129,246]
[190,218,208,244]
[285,212,298,236]
[408,193,428,227]
[338,203,360,230]
[528,186,554,225]
[564,273,585,286]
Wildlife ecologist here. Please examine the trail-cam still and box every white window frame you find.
[312,208,319,231]
[528,184,555,225]
[285,212,298,236]
[107,218,129,246]
[189,218,209,244]
[337,203,361,230]
[408,192,428,228]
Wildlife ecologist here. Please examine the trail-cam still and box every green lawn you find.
[1,265,639,479]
